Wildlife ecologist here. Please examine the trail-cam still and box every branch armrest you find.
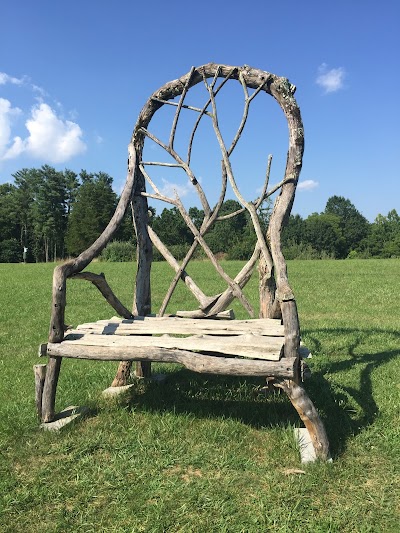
[48,143,137,343]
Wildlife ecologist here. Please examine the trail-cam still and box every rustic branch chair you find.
[36,63,330,460]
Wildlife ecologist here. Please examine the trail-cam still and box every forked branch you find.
[203,74,274,274]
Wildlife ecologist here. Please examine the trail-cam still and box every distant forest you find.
[0,166,399,263]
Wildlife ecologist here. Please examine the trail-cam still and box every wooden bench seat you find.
[42,316,298,379]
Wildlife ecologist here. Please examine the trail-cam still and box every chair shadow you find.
[127,327,399,459]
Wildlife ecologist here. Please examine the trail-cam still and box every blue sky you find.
[1,0,399,221]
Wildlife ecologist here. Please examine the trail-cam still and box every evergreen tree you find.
[66,171,117,256]
[325,196,369,256]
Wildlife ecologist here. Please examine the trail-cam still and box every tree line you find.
[0,165,399,262]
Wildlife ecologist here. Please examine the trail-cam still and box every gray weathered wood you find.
[76,316,284,337]
[41,356,62,423]
[46,342,296,378]
[37,63,330,461]
[56,331,284,361]
[72,271,133,319]
[174,309,235,319]
[274,379,330,460]
[33,364,46,420]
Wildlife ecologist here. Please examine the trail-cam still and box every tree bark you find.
[41,357,62,423]
[274,379,330,460]
[33,364,46,421]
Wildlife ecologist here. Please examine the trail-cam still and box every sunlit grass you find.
[0,259,399,531]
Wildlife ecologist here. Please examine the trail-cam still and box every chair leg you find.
[274,379,330,460]
[111,361,152,387]
[41,356,62,423]
[111,361,133,386]
[135,361,152,378]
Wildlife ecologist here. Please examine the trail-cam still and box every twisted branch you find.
[203,74,274,274]
[187,67,237,165]
[158,160,228,315]
[139,127,211,218]
[174,194,254,316]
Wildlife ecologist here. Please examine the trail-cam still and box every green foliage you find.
[361,209,400,258]
[304,212,346,258]
[205,200,249,254]
[0,166,399,263]
[283,241,334,260]
[0,237,21,262]
[152,206,192,247]
[100,241,135,262]
[325,195,369,257]
[66,172,117,256]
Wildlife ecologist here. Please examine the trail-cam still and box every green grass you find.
[0,259,399,532]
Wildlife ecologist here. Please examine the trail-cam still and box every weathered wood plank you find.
[174,309,235,320]
[76,316,284,337]
[46,342,296,377]
[61,331,284,360]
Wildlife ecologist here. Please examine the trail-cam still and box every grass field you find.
[0,259,399,532]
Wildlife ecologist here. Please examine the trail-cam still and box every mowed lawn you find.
[0,259,399,532]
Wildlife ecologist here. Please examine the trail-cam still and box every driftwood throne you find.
[37,64,330,460]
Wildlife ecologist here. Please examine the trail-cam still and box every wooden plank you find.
[46,342,296,378]
[62,331,284,360]
[76,316,284,338]
[175,309,235,319]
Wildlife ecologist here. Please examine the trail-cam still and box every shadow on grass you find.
[127,327,399,459]
[303,327,399,457]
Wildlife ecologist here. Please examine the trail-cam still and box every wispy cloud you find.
[159,177,192,199]
[298,179,319,191]
[316,63,345,93]
[0,72,87,164]
[0,72,27,86]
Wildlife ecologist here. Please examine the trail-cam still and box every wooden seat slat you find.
[62,329,284,361]
[75,316,284,338]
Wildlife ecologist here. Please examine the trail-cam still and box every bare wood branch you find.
[139,127,211,218]
[216,155,272,221]
[141,161,184,168]
[49,142,137,344]
[47,342,297,379]
[34,364,46,421]
[256,154,273,206]
[227,72,267,155]
[71,271,133,319]
[140,192,177,206]
[147,225,218,310]
[157,160,228,316]
[151,96,213,116]
[174,195,254,316]
[204,74,274,275]
[274,379,330,460]
[41,356,62,423]
[205,244,260,315]
[169,66,195,150]
[187,66,237,165]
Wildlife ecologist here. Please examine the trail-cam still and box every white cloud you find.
[159,177,192,199]
[298,179,319,191]
[316,63,345,93]
[0,98,22,158]
[0,71,87,164]
[0,72,26,86]
[1,102,86,163]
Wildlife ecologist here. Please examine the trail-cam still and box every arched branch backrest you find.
[130,63,304,321]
